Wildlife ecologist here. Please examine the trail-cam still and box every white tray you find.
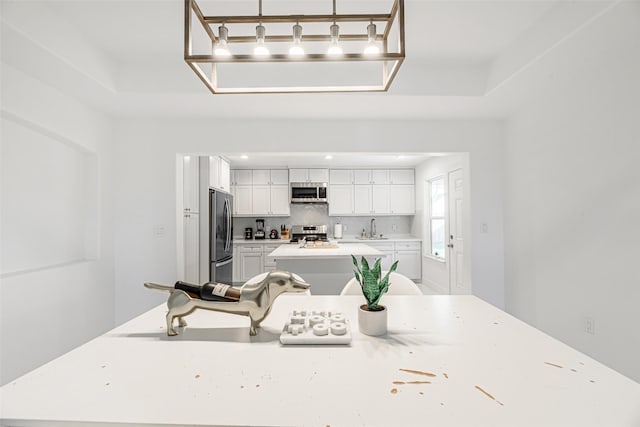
[280,309,352,345]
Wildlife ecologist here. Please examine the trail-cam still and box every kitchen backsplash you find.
[233,204,413,238]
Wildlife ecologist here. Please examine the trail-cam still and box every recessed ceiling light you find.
[397,155,407,159]
[240,155,249,159]
[325,155,333,160]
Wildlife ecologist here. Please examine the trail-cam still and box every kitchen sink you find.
[355,236,389,240]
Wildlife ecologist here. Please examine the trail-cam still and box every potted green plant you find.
[351,255,399,336]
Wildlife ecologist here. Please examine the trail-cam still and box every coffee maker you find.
[244,227,253,239]
[254,219,266,239]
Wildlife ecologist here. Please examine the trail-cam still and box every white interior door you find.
[448,169,468,294]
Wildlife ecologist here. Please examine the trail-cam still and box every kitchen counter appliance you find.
[290,182,327,203]
[255,219,266,239]
[244,227,253,239]
[290,225,328,243]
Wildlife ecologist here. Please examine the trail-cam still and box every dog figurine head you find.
[265,270,310,293]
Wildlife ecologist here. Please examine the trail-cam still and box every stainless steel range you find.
[289,225,328,243]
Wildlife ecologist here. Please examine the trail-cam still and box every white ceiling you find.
[51,0,555,63]
[225,152,435,168]
[4,0,616,122]
[4,0,616,167]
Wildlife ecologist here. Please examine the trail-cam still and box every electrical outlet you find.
[153,225,166,238]
[584,317,595,335]
[342,224,347,231]
[392,224,397,232]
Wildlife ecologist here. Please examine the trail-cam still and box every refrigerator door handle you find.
[215,258,233,267]
[224,198,231,252]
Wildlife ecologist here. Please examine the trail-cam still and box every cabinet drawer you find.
[365,242,395,252]
[238,246,263,252]
[263,245,279,267]
[395,241,421,250]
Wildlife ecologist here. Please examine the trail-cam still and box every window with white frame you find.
[429,177,446,259]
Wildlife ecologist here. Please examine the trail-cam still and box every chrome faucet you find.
[370,218,376,238]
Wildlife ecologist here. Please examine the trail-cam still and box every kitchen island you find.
[268,242,384,295]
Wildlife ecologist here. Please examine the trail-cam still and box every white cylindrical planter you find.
[358,305,387,336]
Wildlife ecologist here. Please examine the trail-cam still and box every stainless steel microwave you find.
[290,182,328,203]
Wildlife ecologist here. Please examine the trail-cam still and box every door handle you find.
[224,199,231,252]
[447,244,454,248]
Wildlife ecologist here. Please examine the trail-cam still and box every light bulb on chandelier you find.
[327,23,343,56]
[254,23,270,56]
[289,23,304,56]
[364,21,380,55]
[214,24,230,57]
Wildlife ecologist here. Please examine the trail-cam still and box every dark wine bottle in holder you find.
[174,281,240,302]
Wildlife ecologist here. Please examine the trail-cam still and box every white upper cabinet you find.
[372,185,391,214]
[251,169,288,185]
[251,185,270,213]
[233,185,253,215]
[389,169,414,185]
[389,185,415,214]
[209,156,231,191]
[289,169,308,183]
[182,156,199,213]
[233,170,253,185]
[269,185,290,215]
[330,169,353,185]
[353,185,372,215]
[308,168,329,182]
[328,185,354,215]
[290,168,329,183]
[252,170,270,185]
[231,169,290,216]
[353,170,371,184]
[371,169,390,184]
[270,169,289,185]
[353,169,389,184]
[328,168,415,216]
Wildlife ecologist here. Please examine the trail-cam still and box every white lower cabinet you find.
[263,244,279,270]
[364,242,395,271]
[393,241,421,280]
[363,241,421,281]
[238,246,263,282]
[234,243,284,283]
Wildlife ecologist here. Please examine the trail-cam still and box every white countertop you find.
[2,295,639,427]
[233,236,421,245]
[268,242,384,259]
[233,238,289,245]
[337,235,421,242]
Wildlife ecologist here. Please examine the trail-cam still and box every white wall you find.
[113,119,505,323]
[503,2,640,382]
[0,64,115,385]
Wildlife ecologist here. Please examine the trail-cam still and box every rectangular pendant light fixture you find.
[184,0,405,94]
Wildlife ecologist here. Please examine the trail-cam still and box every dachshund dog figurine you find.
[144,270,310,336]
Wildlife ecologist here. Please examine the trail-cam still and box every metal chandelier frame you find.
[184,0,405,94]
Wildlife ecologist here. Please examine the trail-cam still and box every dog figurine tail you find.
[144,282,175,293]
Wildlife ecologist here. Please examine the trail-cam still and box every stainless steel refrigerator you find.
[209,188,233,284]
